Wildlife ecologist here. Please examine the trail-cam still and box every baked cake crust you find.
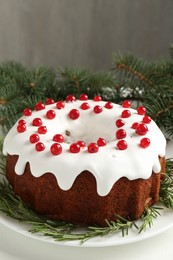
[6,154,165,226]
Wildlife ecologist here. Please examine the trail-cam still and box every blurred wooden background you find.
[0,0,173,70]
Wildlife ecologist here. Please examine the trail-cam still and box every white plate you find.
[0,206,173,247]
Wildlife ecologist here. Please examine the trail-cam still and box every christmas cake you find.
[3,94,166,226]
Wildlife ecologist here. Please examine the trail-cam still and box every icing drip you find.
[3,99,166,196]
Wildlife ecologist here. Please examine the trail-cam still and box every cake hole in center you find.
[64,128,114,146]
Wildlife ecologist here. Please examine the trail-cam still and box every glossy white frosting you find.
[3,99,166,196]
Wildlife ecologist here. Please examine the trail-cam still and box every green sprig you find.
[138,206,162,233]
[1,45,173,136]
[159,158,173,207]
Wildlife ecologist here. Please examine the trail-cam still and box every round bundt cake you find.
[3,94,166,226]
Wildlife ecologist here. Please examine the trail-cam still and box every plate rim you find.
[1,206,173,247]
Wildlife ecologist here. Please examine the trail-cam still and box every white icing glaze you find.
[3,99,166,196]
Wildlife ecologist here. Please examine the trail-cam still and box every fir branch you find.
[0,181,42,222]
[80,217,137,244]
[0,61,28,87]
[29,217,137,244]
[144,86,173,136]
[87,71,117,102]
[52,67,117,102]
[154,103,173,120]
[138,206,162,233]
[113,52,153,88]
[1,47,173,137]
[159,159,173,208]
[20,66,55,98]
[29,222,79,242]
[55,67,92,96]
[147,60,173,86]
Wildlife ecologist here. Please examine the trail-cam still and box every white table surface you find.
[0,141,172,260]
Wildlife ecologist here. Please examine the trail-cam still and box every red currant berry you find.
[115,119,125,128]
[93,105,102,114]
[140,138,151,148]
[50,143,62,155]
[136,123,148,135]
[88,143,99,153]
[137,106,146,115]
[131,122,139,129]
[56,101,65,109]
[35,102,45,111]
[46,110,56,119]
[117,140,128,150]
[30,134,40,143]
[122,100,131,108]
[18,119,26,125]
[46,98,55,105]
[79,94,88,100]
[35,142,45,152]
[121,109,131,118]
[69,109,80,120]
[77,140,85,148]
[38,126,47,134]
[94,96,102,101]
[142,115,151,124]
[97,137,107,146]
[53,134,64,143]
[17,124,26,133]
[116,129,127,139]
[32,118,43,126]
[104,102,113,109]
[69,143,81,153]
[23,108,32,116]
[66,95,76,102]
[80,102,90,110]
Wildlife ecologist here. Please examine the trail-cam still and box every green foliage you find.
[113,51,151,91]
[112,47,173,137]
[47,67,117,101]
[138,206,162,233]
[159,159,173,207]
[0,46,173,137]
